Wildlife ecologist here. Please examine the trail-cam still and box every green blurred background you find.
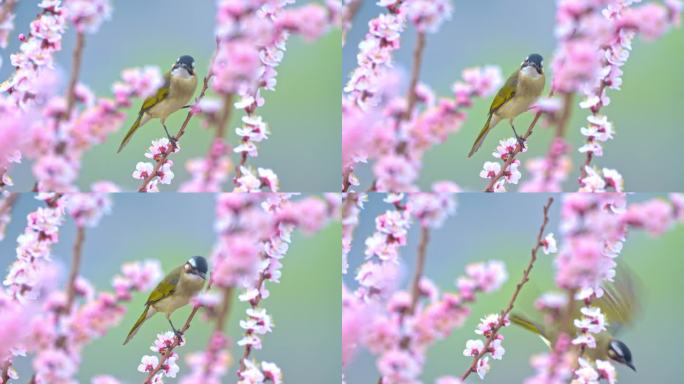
[0,193,341,382]
[343,2,684,191]
[1,0,340,192]
[343,193,684,383]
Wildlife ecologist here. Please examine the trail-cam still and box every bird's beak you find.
[199,271,207,280]
[626,362,636,372]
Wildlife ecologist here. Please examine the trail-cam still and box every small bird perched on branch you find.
[468,53,545,157]
[123,255,208,345]
[117,55,198,153]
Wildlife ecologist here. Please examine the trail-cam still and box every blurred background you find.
[343,193,684,383]
[1,0,340,192]
[343,1,684,191]
[0,193,341,382]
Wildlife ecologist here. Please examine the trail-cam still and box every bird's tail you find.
[468,114,496,158]
[123,305,152,345]
[117,114,144,153]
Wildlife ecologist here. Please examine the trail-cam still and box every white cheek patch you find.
[172,67,192,79]
[188,258,197,268]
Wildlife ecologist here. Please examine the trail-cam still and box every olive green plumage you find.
[117,55,198,153]
[511,269,639,371]
[123,256,208,345]
[468,54,546,158]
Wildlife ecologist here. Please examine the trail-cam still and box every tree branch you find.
[460,197,554,380]
[143,304,204,383]
[341,0,363,46]
[56,32,85,155]
[482,97,550,192]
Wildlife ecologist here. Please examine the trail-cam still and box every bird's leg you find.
[161,122,178,147]
[167,317,184,340]
[510,121,526,148]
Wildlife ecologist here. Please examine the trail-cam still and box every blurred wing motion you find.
[511,265,640,344]
[595,265,641,334]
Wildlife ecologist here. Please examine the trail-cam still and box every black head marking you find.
[187,255,208,278]
[608,339,635,371]
[173,55,195,75]
[522,53,544,74]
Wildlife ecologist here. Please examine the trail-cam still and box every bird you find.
[468,53,546,158]
[117,55,198,153]
[511,269,639,371]
[123,255,208,345]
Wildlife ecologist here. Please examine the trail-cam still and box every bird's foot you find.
[173,329,184,342]
[166,136,178,149]
[515,135,526,150]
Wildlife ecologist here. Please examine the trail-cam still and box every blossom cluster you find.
[179,0,336,193]
[343,192,518,383]
[164,193,338,384]
[1,191,170,384]
[552,0,681,191]
[343,0,501,193]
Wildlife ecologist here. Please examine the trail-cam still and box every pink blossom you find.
[63,0,111,34]
[624,198,674,235]
[403,0,453,33]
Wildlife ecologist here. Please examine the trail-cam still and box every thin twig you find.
[408,226,429,315]
[55,226,85,349]
[403,32,426,122]
[137,73,213,192]
[56,32,85,155]
[483,90,554,192]
[0,192,19,220]
[460,197,554,380]
[341,0,363,46]
[1,360,11,383]
[143,304,204,383]
[64,227,85,312]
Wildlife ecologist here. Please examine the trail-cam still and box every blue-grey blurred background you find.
[343,1,684,191]
[0,193,341,383]
[344,193,684,383]
[1,0,340,192]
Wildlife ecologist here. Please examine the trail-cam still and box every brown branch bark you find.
[137,73,213,192]
[460,197,554,380]
[64,226,85,312]
[341,0,363,46]
[403,32,426,122]
[143,304,204,383]
[56,32,85,155]
[55,226,85,349]
[0,192,19,222]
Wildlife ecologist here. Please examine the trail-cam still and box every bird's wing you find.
[489,71,518,114]
[145,266,180,305]
[596,265,640,334]
[510,313,550,344]
[139,71,171,113]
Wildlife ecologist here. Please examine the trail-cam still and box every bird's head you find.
[172,55,195,77]
[184,255,208,280]
[522,53,543,75]
[607,339,636,371]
